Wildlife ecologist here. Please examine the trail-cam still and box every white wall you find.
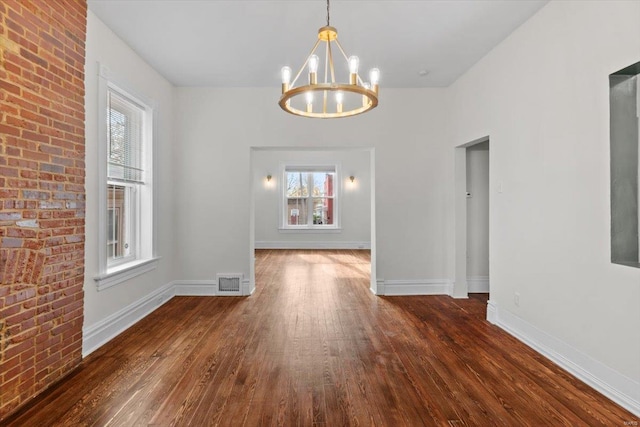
[82,0,639,414]
[83,12,176,338]
[173,88,450,285]
[449,0,640,412]
[253,148,371,249]
[466,141,490,280]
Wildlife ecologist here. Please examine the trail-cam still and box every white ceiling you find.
[87,0,548,88]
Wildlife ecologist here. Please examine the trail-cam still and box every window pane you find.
[107,184,132,261]
[312,197,333,225]
[311,172,334,197]
[287,198,308,225]
[108,90,144,183]
[286,172,308,197]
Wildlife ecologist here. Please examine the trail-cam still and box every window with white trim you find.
[95,67,156,290]
[282,166,339,229]
[107,89,145,265]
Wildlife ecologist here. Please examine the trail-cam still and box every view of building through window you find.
[106,87,147,265]
[285,170,335,227]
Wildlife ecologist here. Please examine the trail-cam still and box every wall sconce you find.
[349,175,355,183]
[265,174,274,188]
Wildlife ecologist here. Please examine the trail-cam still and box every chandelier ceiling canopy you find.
[279,0,379,119]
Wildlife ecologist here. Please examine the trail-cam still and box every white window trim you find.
[94,63,159,291]
[94,258,161,291]
[279,163,342,232]
[637,75,640,253]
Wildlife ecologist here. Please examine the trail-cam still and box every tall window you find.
[96,71,156,290]
[107,89,145,265]
[283,166,338,228]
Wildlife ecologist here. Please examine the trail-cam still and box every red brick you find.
[19,110,49,126]
[4,338,34,361]
[21,130,49,144]
[1,81,22,95]
[0,124,21,136]
[0,0,86,418]
[5,115,37,131]
[6,94,38,112]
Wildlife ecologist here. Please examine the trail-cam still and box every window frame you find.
[279,164,341,231]
[94,64,159,290]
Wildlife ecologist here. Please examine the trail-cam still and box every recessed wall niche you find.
[610,61,640,268]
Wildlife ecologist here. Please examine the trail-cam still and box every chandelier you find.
[279,0,379,119]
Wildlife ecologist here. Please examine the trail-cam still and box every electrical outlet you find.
[514,292,520,307]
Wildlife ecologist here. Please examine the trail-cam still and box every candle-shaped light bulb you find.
[305,91,313,113]
[348,56,359,85]
[281,66,292,93]
[348,56,359,74]
[308,54,319,85]
[335,91,344,113]
[308,55,319,73]
[281,66,291,84]
[370,68,380,85]
[370,68,380,93]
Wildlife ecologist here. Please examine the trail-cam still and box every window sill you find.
[278,227,342,234]
[94,257,161,291]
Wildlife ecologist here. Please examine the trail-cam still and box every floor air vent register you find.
[216,274,243,296]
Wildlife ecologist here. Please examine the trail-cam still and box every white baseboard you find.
[373,278,385,295]
[486,299,497,324]
[382,279,451,296]
[243,279,255,295]
[492,302,640,416]
[174,280,217,296]
[82,282,175,357]
[174,279,256,296]
[467,276,490,293]
[255,241,370,250]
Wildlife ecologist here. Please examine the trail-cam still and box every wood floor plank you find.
[3,249,637,426]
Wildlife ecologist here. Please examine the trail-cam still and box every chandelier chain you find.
[326,0,330,26]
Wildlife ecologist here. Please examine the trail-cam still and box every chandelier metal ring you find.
[279,0,380,119]
[279,83,378,119]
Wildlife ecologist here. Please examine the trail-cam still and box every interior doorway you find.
[249,147,377,295]
[454,137,492,320]
[466,141,490,295]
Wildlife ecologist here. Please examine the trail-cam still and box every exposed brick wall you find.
[0,0,87,419]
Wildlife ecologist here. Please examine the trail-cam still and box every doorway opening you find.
[249,147,376,295]
[454,137,492,320]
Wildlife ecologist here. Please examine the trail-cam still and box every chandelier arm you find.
[323,40,329,84]
[333,38,350,62]
[327,40,336,84]
[333,39,366,86]
[290,38,322,88]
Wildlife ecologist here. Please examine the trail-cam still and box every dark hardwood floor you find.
[4,250,636,426]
